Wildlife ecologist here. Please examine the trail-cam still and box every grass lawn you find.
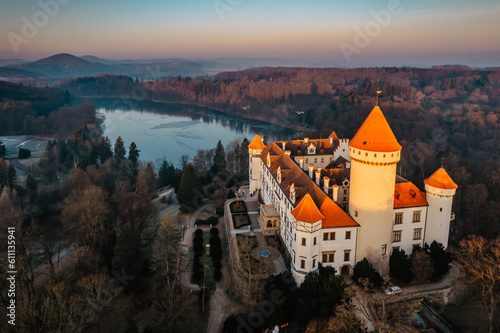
[232,213,251,229]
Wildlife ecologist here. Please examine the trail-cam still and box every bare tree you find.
[452,236,500,333]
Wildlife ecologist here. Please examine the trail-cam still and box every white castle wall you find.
[425,185,456,248]
[348,146,400,276]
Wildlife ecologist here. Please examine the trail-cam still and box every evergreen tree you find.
[0,140,6,157]
[424,241,453,278]
[389,249,412,283]
[114,136,126,162]
[352,258,383,288]
[63,89,72,105]
[26,173,38,203]
[128,142,140,164]
[295,265,347,326]
[212,140,227,174]
[97,136,113,163]
[7,163,16,188]
[177,163,199,207]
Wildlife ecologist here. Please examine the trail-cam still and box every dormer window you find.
[267,152,271,167]
[290,182,296,204]
[307,143,316,155]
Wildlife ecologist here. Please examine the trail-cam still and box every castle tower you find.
[348,106,401,276]
[424,167,457,248]
[291,194,323,285]
[248,135,267,194]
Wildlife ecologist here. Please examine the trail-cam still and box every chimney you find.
[282,142,286,150]
[330,136,334,145]
[332,185,339,202]
[277,166,282,184]
[323,177,330,193]
[284,150,291,156]
[290,182,296,204]
[304,137,309,144]
[346,161,351,168]
[308,164,314,179]
[299,157,304,169]
[315,171,321,186]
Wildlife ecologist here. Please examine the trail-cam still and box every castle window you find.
[322,251,335,263]
[314,158,317,163]
[300,260,305,269]
[343,189,347,195]
[391,153,394,157]
[355,210,358,217]
[345,231,351,240]
[412,211,421,223]
[383,154,386,158]
[312,259,316,268]
[413,228,422,240]
[395,213,403,224]
[393,230,402,242]
[344,250,351,261]
[382,244,387,256]
[321,158,324,163]
[413,244,421,251]
[365,153,368,157]
[313,237,317,245]
[440,207,443,212]
[374,154,377,157]
[305,158,308,163]
[324,232,335,240]
[301,238,306,246]
[392,246,400,252]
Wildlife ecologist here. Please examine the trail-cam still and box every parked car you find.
[385,286,402,295]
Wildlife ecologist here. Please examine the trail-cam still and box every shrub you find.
[214,269,222,281]
[193,261,202,272]
[195,228,204,236]
[18,148,31,159]
[196,216,219,226]
[193,242,203,253]
[210,227,219,236]
[424,241,453,279]
[390,249,412,283]
[192,270,203,282]
[210,235,221,248]
[352,258,384,289]
[193,235,204,244]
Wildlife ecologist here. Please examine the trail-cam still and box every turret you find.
[348,106,401,277]
[291,194,323,285]
[248,134,267,194]
[424,167,457,248]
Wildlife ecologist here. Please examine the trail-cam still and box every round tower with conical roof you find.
[248,134,267,195]
[348,106,401,277]
[424,167,457,248]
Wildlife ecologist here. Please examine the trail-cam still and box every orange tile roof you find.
[350,106,402,152]
[424,168,458,189]
[320,198,359,228]
[248,134,267,150]
[292,194,324,223]
[394,181,428,208]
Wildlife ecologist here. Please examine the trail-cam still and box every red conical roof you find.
[291,194,324,223]
[248,134,266,150]
[424,168,458,189]
[350,106,402,152]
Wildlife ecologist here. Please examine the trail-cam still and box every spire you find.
[349,106,402,152]
[424,167,458,190]
[376,90,382,106]
[248,134,267,150]
[291,194,324,223]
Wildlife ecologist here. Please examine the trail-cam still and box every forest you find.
[0,81,95,136]
[58,67,500,242]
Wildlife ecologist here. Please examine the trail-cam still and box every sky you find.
[0,0,499,67]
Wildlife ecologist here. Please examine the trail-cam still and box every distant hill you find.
[0,53,208,80]
[0,58,27,67]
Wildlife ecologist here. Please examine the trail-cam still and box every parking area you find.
[0,136,51,158]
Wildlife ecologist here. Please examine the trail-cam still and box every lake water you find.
[95,99,292,165]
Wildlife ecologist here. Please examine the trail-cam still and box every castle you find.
[248,105,457,284]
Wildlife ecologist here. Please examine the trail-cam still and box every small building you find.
[259,204,280,236]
